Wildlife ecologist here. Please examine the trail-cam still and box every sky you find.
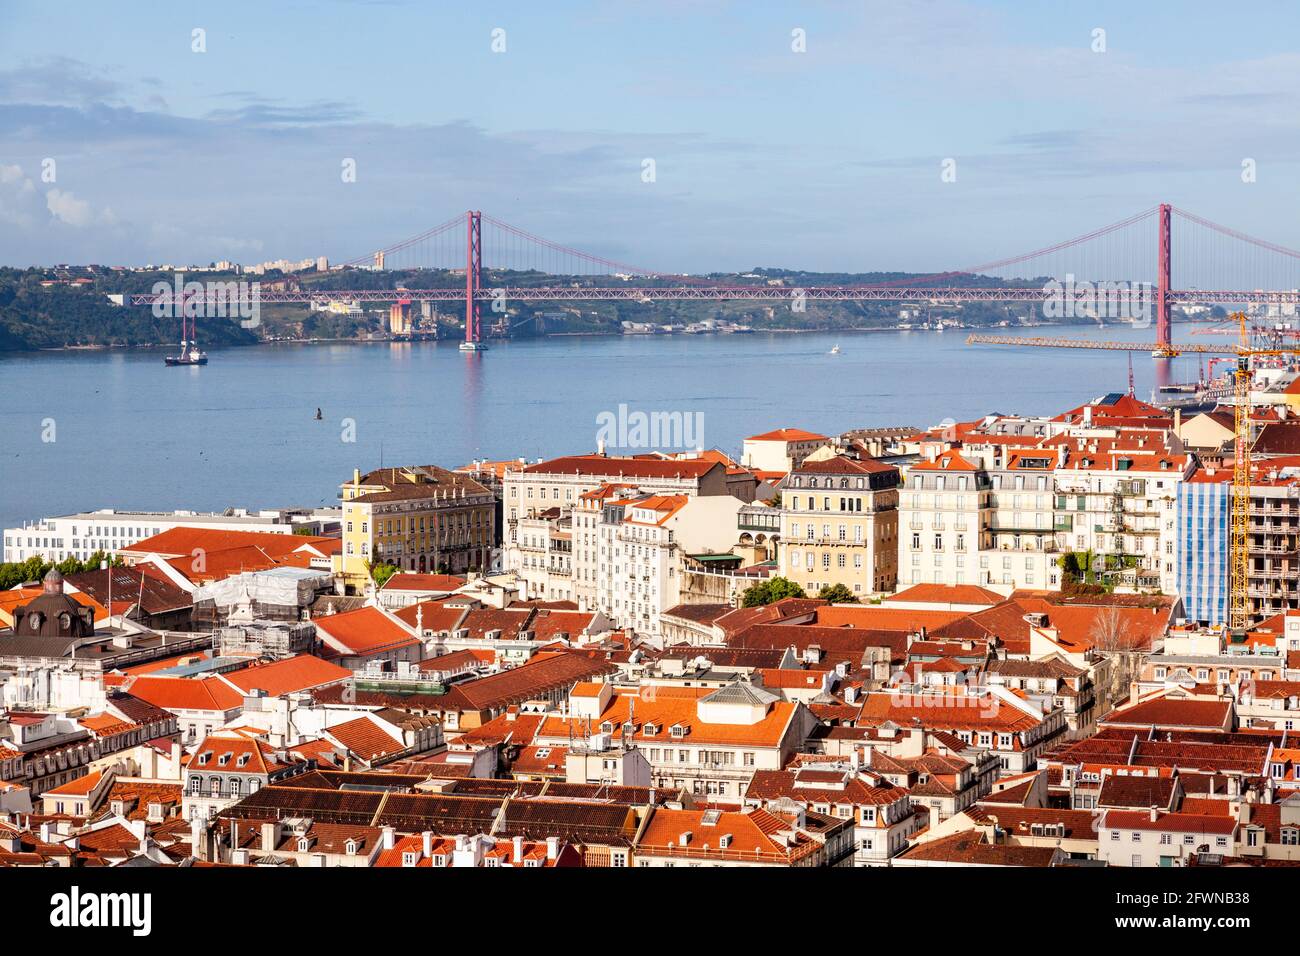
[2,0,1300,274]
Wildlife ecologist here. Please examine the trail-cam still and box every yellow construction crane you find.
[1228,311,1300,631]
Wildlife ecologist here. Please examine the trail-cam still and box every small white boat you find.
[829,344,841,355]
[459,341,489,352]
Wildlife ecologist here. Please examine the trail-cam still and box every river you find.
[0,325,1230,531]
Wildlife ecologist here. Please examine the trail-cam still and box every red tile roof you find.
[746,428,827,442]
[523,455,721,480]
[325,716,403,762]
[220,655,352,697]
[380,573,467,593]
[125,675,245,713]
[314,606,420,656]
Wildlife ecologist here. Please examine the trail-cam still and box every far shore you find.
[1,317,1210,357]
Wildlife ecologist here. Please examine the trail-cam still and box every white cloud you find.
[0,164,38,226]
[45,187,114,228]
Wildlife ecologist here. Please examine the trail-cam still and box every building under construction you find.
[191,567,333,630]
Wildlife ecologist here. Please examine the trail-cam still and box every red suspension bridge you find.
[130,204,1300,354]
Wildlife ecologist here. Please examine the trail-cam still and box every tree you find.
[1089,605,1139,711]
[741,576,806,607]
[817,583,858,604]
[0,551,120,591]
[366,560,399,589]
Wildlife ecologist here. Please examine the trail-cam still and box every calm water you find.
[0,326,1227,531]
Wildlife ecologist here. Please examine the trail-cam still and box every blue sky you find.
[2,0,1299,273]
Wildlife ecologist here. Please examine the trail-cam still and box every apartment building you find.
[503,454,730,548]
[1053,446,1191,595]
[857,686,1069,774]
[779,455,900,597]
[898,450,1009,589]
[506,455,738,616]
[1097,808,1238,867]
[741,427,828,473]
[632,805,854,867]
[182,730,312,821]
[593,493,744,638]
[336,465,495,591]
[535,682,816,800]
[743,764,921,865]
[515,509,573,603]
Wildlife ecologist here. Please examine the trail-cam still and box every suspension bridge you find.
[130,204,1300,353]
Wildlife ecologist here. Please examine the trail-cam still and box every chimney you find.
[382,825,395,850]
[513,834,524,862]
[421,831,433,858]
[546,836,559,861]
[1149,805,1158,823]
[190,816,207,862]
[260,821,278,851]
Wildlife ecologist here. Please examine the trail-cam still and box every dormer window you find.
[297,837,311,852]
[670,724,687,738]
[402,851,419,867]
[237,754,250,767]
[198,751,212,765]
[345,839,358,855]
[622,721,635,737]
[218,753,231,766]
[600,721,614,734]
[643,723,658,736]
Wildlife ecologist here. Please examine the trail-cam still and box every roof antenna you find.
[1127,353,1135,398]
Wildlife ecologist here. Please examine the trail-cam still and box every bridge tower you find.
[1155,202,1172,355]
[465,210,483,346]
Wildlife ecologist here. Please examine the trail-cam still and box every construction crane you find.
[965,333,1238,356]
[1226,311,1300,631]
